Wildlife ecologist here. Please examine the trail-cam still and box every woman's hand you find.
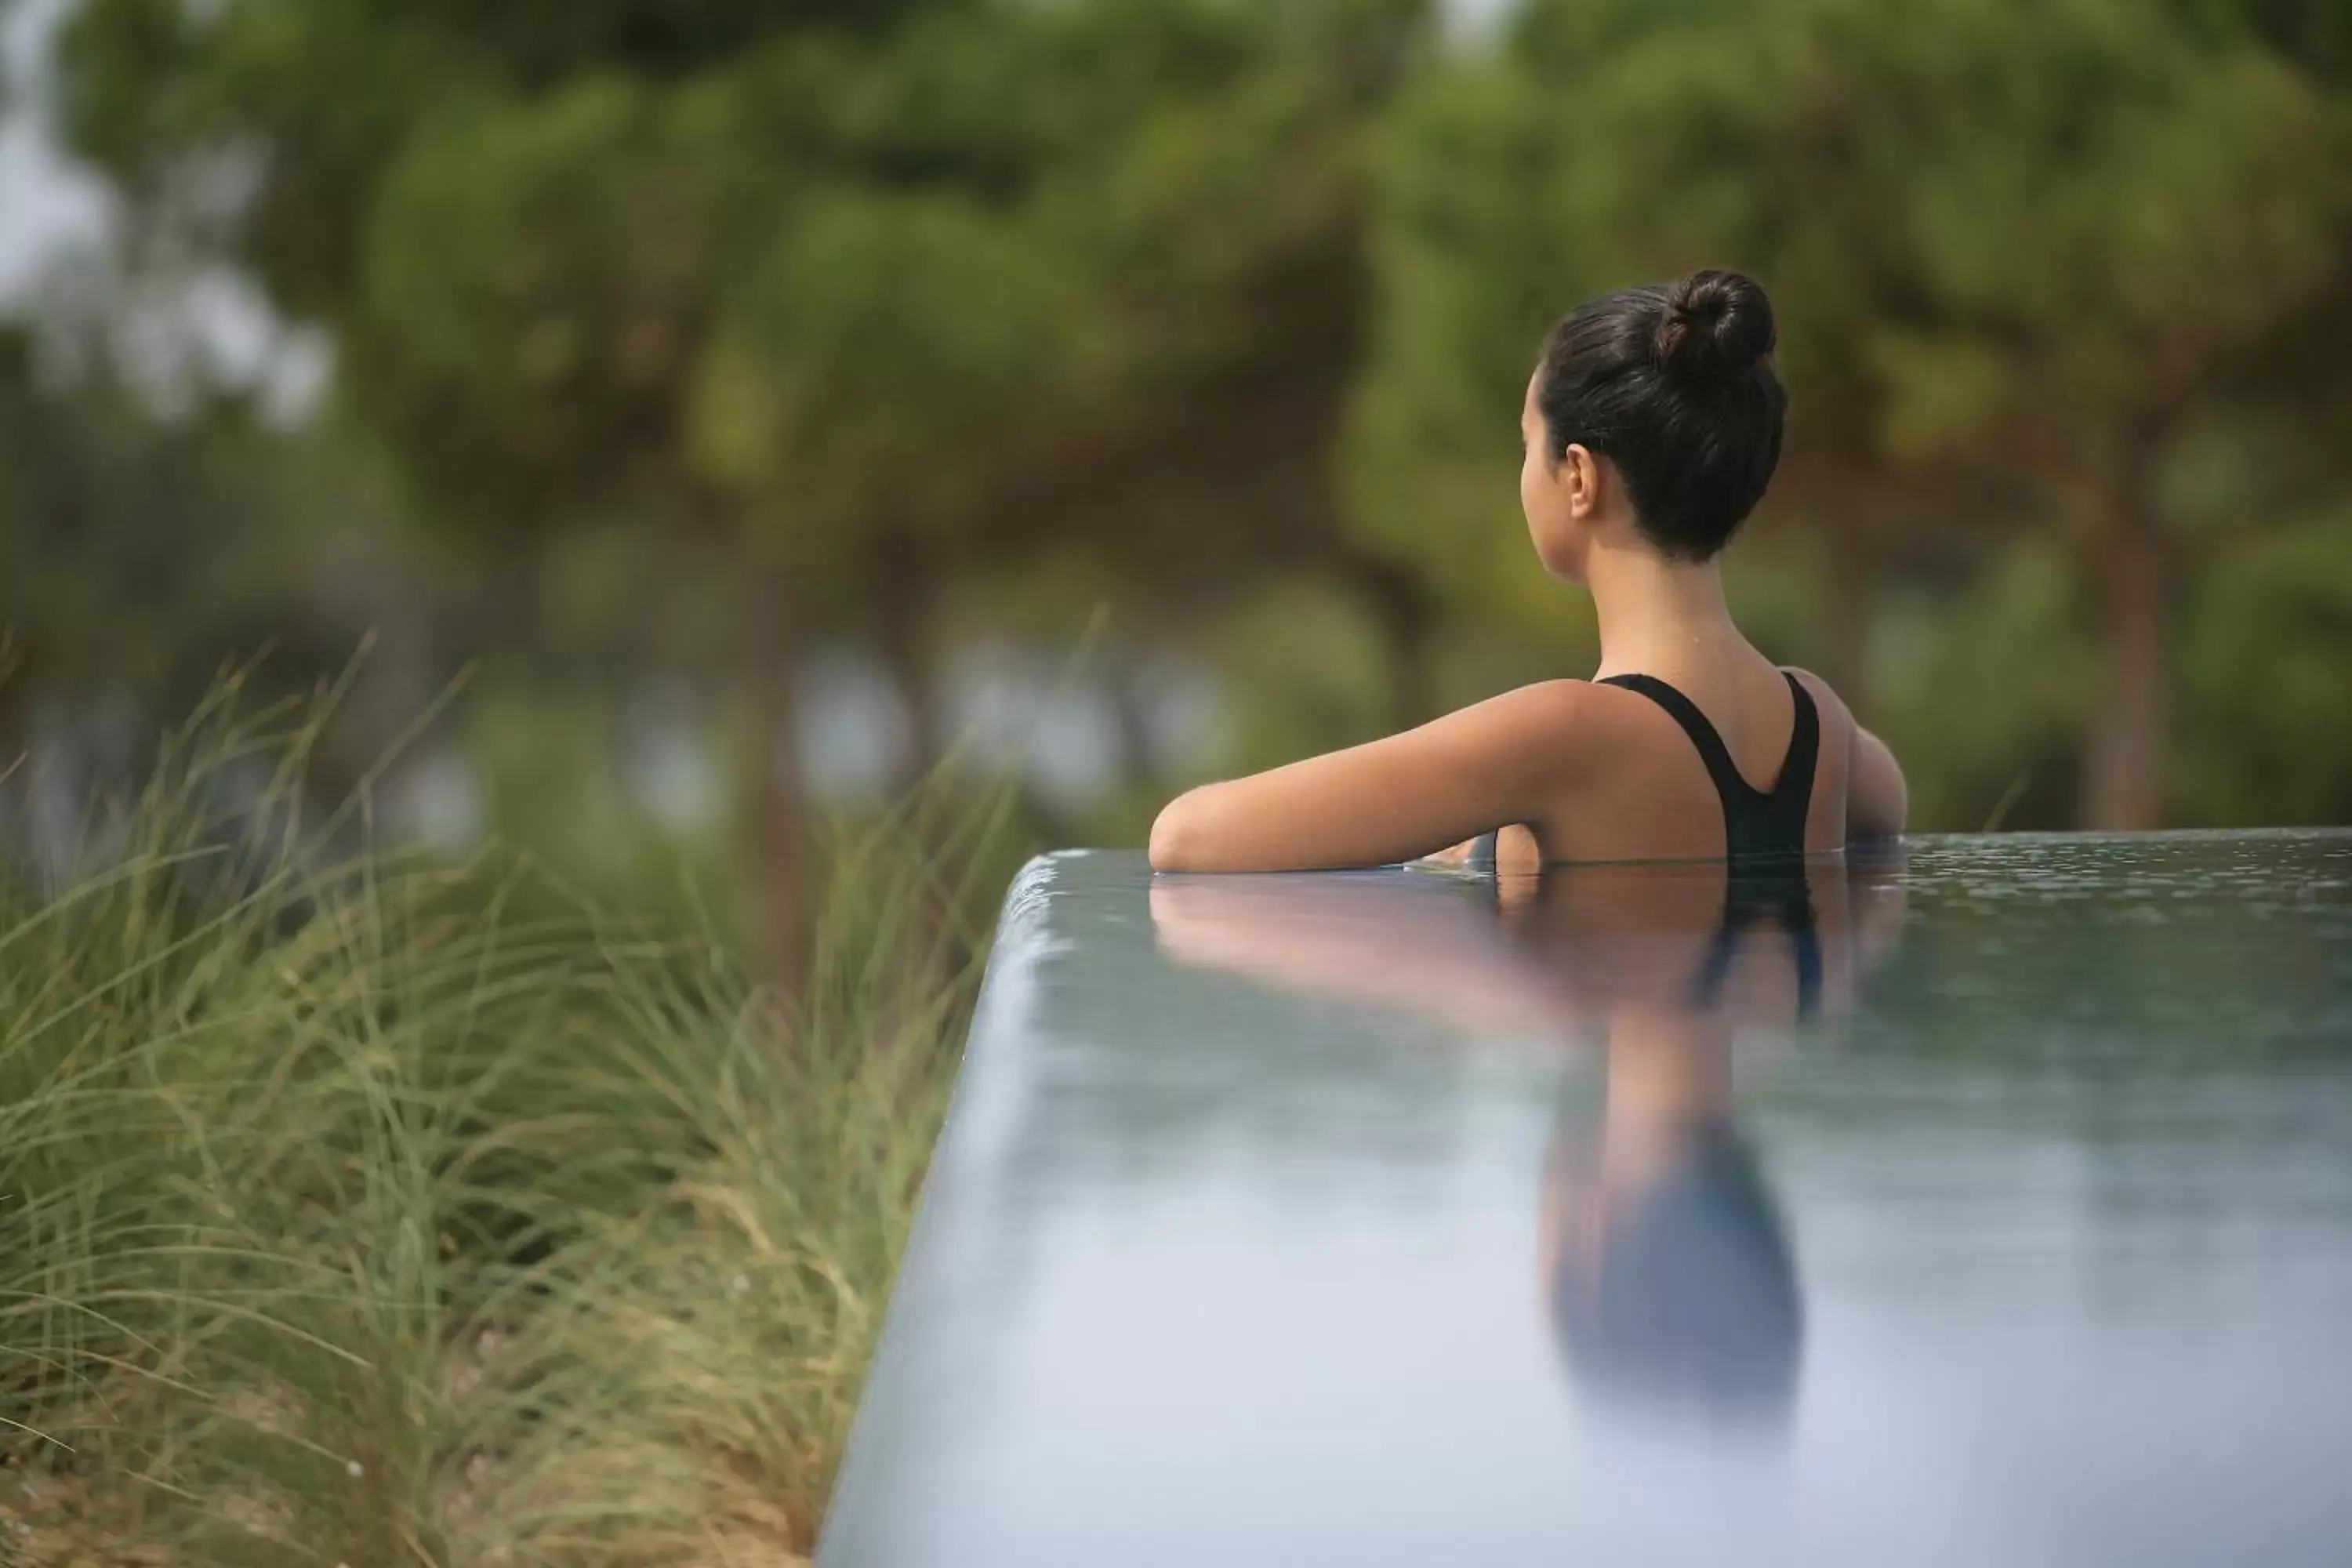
[1419,825,1544,880]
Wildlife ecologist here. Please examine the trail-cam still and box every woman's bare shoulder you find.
[1461,677,1622,744]
[1778,666,1857,733]
[1445,677,1609,725]
[1454,678,1672,784]
[1781,666,1909,839]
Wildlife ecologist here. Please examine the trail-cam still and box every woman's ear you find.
[1563,443,1602,521]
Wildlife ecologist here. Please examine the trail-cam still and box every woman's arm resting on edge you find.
[1848,725,1907,842]
[1149,684,1584,873]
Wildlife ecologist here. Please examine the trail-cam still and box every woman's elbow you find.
[1849,745,1908,841]
[1853,795,1906,844]
[1149,791,1207,872]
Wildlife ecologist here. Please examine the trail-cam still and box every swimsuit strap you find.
[1599,670,1820,862]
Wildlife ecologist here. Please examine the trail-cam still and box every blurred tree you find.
[2176,506,2352,826]
[1351,0,2352,827]
[1830,0,2351,829]
[946,0,1446,734]
[55,0,1434,982]
[0,323,317,727]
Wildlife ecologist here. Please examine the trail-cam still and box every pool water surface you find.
[820,833,2352,1568]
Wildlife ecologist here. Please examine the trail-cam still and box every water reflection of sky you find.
[824,836,2352,1568]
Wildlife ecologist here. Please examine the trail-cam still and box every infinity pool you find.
[821,833,2352,1567]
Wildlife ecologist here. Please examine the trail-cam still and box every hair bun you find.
[1655,269,1776,383]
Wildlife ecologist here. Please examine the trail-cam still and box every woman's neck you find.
[1585,538,1743,678]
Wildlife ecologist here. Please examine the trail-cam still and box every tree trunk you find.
[744,552,813,996]
[2082,477,2171,832]
[1356,557,1438,732]
[869,524,939,790]
[864,521,959,998]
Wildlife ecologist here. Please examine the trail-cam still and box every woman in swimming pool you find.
[1149,267,1907,873]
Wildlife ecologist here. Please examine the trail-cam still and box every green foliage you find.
[0,692,993,1561]
[1873,545,2098,832]
[354,75,721,532]
[695,184,1093,555]
[1342,56,1555,619]
[60,0,1428,559]
[1207,580,1396,781]
[1823,0,2346,482]
[48,0,1443,961]
[0,327,323,710]
[2178,507,2352,826]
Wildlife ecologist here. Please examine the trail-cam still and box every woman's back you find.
[1541,658,1854,863]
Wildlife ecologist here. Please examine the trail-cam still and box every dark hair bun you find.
[1655,269,1776,383]
[1533,269,1788,561]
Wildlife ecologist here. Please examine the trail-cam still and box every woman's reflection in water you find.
[1149,844,1906,1429]
[1528,861,1820,1424]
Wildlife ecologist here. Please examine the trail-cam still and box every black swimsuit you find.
[1468,669,1822,867]
[1470,671,1827,1011]
[1599,670,1820,863]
